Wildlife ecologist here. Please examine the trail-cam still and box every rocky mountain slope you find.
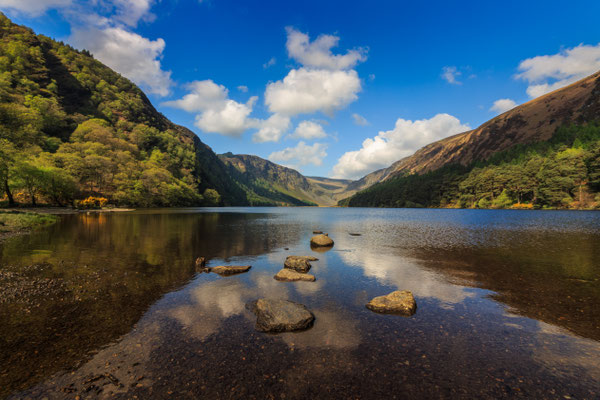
[218,153,353,206]
[372,70,600,181]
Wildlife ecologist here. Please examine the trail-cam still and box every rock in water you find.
[366,290,417,316]
[284,256,312,273]
[210,265,251,276]
[274,269,316,282]
[310,234,334,247]
[312,230,323,234]
[247,299,315,332]
[195,257,206,268]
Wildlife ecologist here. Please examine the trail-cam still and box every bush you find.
[75,196,108,209]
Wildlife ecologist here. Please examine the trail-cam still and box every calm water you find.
[1,208,600,399]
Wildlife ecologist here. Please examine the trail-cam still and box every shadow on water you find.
[1,208,600,399]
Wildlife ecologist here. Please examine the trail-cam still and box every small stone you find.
[274,269,316,282]
[209,266,251,276]
[310,234,334,247]
[312,230,323,234]
[284,256,312,273]
[366,290,417,316]
[247,299,315,332]
[349,233,361,236]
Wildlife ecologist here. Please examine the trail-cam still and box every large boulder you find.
[209,265,251,276]
[247,299,315,332]
[366,290,417,316]
[284,256,312,273]
[274,269,316,282]
[310,234,334,248]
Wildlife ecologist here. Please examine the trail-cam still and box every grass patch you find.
[0,211,58,234]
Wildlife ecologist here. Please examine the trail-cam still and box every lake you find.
[1,208,600,399]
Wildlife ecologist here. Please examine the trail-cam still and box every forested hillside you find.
[0,14,247,207]
[341,123,600,209]
[219,153,317,206]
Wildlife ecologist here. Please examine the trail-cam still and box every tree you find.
[203,189,221,206]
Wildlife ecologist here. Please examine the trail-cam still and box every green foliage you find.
[0,13,248,208]
[343,123,600,210]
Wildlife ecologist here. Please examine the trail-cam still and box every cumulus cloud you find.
[264,28,366,117]
[441,66,461,84]
[332,113,470,179]
[265,68,361,116]
[237,85,248,93]
[70,26,172,96]
[162,80,258,136]
[516,43,600,98]
[0,0,72,16]
[490,98,517,114]
[269,141,328,169]
[352,113,369,126]
[252,114,291,143]
[285,27,366,70]
[289,120,327,140]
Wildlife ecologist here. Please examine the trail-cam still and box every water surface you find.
[1,208,600,399]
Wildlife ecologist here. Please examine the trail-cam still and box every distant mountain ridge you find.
[218,153,352,206]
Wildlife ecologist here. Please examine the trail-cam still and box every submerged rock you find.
[247,298,315,332]
[312,230,323,234]
[366,290,417,316]
[274,269,316,282]
[349,233,362,236]
[284,256,312,273]
[310,234,334,247]
[209,265,251,276]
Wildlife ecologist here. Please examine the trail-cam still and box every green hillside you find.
[341,123,600,209]
[218,153,317,206]
[0,14,248,208]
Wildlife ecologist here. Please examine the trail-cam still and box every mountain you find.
[341,71,600,209]
[0,13,247,207]
[218,153,350,206]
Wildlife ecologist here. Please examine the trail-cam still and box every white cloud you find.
[441,66,461,84]
[194,98,257,136]
[516,43,600,98]
[285,27,366,70]
[352,113,369,126]
[0,0,72,16]
[162,80,258,136]
[490,98,517,114]
[265,68,361,116]
[109,0,155,27]
[162,80,228,112]
[332,113,470,179]
[70,26,172,96]
[269,141,328,169]
[289,120,327,140]
[263,57,276,69]
[237,85,248,93]
[252,114,291,143]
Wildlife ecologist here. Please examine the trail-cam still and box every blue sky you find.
[2,0,600,179]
